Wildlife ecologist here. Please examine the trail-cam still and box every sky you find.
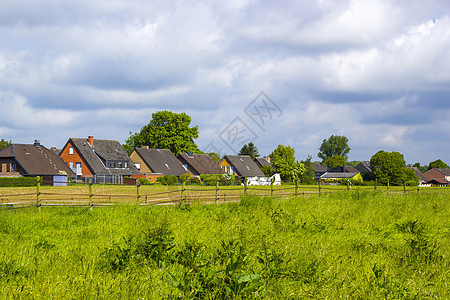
[0,0,449,165]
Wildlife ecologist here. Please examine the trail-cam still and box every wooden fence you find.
[0,176,448,211]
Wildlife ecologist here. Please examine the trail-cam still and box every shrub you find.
[156,175,178,186]
[137,178,151,185]
[0,177,37,187]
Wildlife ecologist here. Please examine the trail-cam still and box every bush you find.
[156,175,178,186]
[200,174,236,186]
[137,178,151,185]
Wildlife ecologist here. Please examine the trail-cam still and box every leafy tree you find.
[412,162,428,173]
[298,155,315,182]
[269,145,305,181]
[207,152,221,163]
[0,139,11,151]
[124,111,199,155]
[404,168,420,186]
[369,151,409,185]
[324,155,347,169]
[238,142,260,159]
[318,135,351,162]
[428,159,449,170]
[261,165,275,177]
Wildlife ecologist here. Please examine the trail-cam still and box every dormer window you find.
[69,147,74,155]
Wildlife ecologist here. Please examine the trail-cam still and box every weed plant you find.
[0,192,448,298]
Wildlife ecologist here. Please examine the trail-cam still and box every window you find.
[11,163,16,171]
[118,162,122,168]
[109,162,115,168]
[69,147,74,155]
[76,162,82,175]
[135,163,141,170]
[69,162,74,168]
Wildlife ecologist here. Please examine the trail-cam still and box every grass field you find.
[0,190,448,299]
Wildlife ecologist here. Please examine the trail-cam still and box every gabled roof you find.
[434,168,450,176]
[355,161,372,173]
[254,157,271,169]
[313,163,327,173]
[408,167,427,181]
[320,172,359,179]
[328,165,359,173]
[134,148,186,176]
[429,178,448,185]
[0,144,74,176]
[177,153,224,175]
[68,138,138,176]
[221,155,265,177]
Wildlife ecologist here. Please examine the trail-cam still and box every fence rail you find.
[0,176,448,211]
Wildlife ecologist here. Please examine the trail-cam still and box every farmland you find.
[0,189,448,299]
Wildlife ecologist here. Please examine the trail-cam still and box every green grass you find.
[0,191,448,299]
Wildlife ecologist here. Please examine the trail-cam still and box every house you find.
[355,161,372,173]
[319,172,363,183]
[428,178,448,187]
[423,168,450,186]
[219,155,265,178]
[177,152,224,176]
[130,147,186,177]
[59,136,138,184]
[253,157,271,169]
[0,140,74,185]
[313,163,327,177]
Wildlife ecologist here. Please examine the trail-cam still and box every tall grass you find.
[0,192,448,298]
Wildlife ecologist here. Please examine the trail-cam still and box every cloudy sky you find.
[0,0,449,164]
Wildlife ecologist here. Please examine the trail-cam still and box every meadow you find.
[0,190,448,299]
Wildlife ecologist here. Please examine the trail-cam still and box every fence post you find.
[318,179,322,197]
[244,177,248,197]
[403,182,406,194]
[89,180,93,210]
[374,178,377,191]
[137,183,141,204]
[347,180,350,191]
[295,179,298,197]
[36,176,41,211]
[215,179,219,205]
[270,177,274,198]
[181,180,186,204]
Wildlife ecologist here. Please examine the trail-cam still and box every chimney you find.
[142,145,149,149]
[265,156,271,163]
[88,136,94,146]
[34,139,40,146]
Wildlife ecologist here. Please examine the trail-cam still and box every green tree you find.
[298,155,315,182]
[124,111,199,155]
[324,155,347,169]
[318,135,351,162]
[269,145,305,181]
[0,139,11,151]
[412,162,428,173]
[369,150,409,184]
[238,142,260,159]
[261,164,275,177]
[428,159,449,170]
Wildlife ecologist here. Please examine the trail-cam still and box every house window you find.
[135,163,141,170]
[118,162,122,168]
[69,147,74,155]
[76,162,82,175]
[11,163,16,171]
[109,162,115,168]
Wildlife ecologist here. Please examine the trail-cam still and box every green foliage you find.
[156,175,179,186]
[124,110,200,155]
[137,178,151,185]
[428,159,449,170]
[0,177,37,187]
[269,145,306,181]
[0,139,11,151]
[412,162,428,173]
[370,150,409,185]
[238,142,260,159]
[200,174,235,186]
[261,164,275,177]
[324,154,347,169]
[0,193,449,298]
[318,135,351,161]
[179,173,193,183]
[404,168,420,186]
[207,152,221,163]
[298,155,315,182]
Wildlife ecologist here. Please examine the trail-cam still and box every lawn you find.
[0,191,448,298]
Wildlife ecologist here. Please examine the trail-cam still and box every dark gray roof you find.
[135,148,186,176]
[355,161,372,173]
[222,155,265,177]
[328,165,359,173]
[313,163,327,173]
[177,153,224,175]
[321,172,359,179]
[69,138,138,176]
[0,144,74,176]
[254,157,271,168]
[408,167,427,181]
